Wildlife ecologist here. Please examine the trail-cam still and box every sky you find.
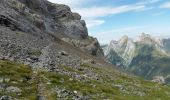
[48,0,170,44]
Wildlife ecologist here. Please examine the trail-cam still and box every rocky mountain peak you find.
[118,35,129,46]
[0,0,88,39]
[0,0,104,69]
[135,33,152,42]
[103,33,170,84]
[104,33,170,67]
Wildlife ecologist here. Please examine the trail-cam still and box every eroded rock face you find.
[105,36,136,66]
[0,0,88,39]
[0,0,104,71]
[62,37,104,57]
[0,0,103,60]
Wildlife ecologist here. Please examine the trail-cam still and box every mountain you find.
[0,0,170,99]
[104,33,170,83]
[0,0,104,66]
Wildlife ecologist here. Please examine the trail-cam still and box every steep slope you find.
[104,33,170,83]
[0,0,103,69]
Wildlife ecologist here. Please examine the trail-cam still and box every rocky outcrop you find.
[152,76,165,84]
[0,0,104,69]
[62,37,104,57]
[0,0,88,38]
[105,35,136,66]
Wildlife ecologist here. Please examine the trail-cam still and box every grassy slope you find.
[0,60,170,100]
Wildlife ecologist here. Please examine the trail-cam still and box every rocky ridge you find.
[0,0,103,68]
[104,33,170,83]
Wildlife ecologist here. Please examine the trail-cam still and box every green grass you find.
[0,60,170,99]
[0,60,37,99]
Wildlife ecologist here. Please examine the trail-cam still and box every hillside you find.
[0,0,170,99]
[1,60,170,99]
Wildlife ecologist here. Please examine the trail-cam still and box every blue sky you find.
[48,0,170,44]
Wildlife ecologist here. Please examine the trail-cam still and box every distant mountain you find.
[104,33,170,83]
[1,0,170,99]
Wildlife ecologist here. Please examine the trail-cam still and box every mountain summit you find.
[104,33,170,83]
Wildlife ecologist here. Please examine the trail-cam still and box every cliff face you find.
[105,36,136,67]
[0,0,88,38]
[104,33,170,83]
[0,0,103,68]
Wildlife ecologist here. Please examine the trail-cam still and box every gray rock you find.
[0,83,6,90]
[152,76,165,84]
[37,96,46,100]
[59,51,69,56]
[6,86,22,93]
[0,96,12,100]
[62,38,104,57]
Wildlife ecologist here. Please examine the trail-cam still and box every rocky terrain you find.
[0,0,170,99]
[104,33,170,84]
[0,0,103,65]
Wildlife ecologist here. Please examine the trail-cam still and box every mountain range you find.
[104,33,170,84]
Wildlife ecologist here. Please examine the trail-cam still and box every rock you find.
[72,13,81,20]
[30,57,39,62]
[4,78,10,83]
[6,86,22,93]
[0,78,3,83]
[73,90,77,94]
[62,37,104,57]
[0,83,6,90]
[152,76,165,84]
[0,96,12,100]
[83,59,95,64]
[37,96,46,100]
[69,78,73,81]
[62,20,88,39]
[90,59,95,64]
[59,51,69,56]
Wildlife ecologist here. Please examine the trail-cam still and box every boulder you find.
[152,76,165,84]
[0,96,12,100]
[59,51,69,56]
[6,86,22,93]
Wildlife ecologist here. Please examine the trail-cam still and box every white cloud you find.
[160,2,170,8]
[149,0,161,3]
[138,0,161,5]
[72,4,151,29]
[85,19,105,28]
[48,0,82,6]
[73,5,146,18]
[48,0,87,8]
